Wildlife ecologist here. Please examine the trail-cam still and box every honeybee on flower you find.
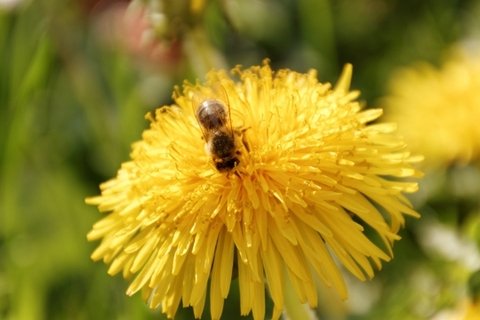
[87,61,422,319]
[192,86,248,173]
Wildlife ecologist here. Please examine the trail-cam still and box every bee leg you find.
[242,134,250,152]
[236,127,250,152]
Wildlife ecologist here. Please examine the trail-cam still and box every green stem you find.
[183,27,227,79]
[298,0,337,73]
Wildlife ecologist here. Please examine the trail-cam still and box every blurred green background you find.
[1,0,480,319]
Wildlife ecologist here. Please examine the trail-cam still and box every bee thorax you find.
[197,100,227,130]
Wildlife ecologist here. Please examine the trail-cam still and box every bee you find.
[195,98,241,172]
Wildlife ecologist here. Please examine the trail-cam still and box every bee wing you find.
[190,89,212,142]
[211,82,235,136]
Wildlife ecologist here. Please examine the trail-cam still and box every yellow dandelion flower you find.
[86,62,422,319]
[383,48,480,168]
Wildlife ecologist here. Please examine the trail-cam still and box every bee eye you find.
[215,158,238,171]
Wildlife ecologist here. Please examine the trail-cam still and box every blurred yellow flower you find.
[383,49,480,168]
[464,300,480,320]
[190,0,207,15]
[434,299,480,320]
[86,62,421,319]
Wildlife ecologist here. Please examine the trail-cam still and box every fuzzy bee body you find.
[195,99,240,172]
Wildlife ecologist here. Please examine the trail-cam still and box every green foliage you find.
[1,0,479,319]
